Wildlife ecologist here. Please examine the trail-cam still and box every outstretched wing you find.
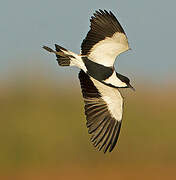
[78,70,123,153]
[81,9,129,67]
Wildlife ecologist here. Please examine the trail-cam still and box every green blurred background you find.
[1,0,176,179]
[0,72,176,179]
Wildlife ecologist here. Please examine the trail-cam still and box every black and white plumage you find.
[43,9,134,153]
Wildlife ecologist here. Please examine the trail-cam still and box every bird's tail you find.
[43,44,76,66]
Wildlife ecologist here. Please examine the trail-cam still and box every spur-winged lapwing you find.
[43,9,134,153]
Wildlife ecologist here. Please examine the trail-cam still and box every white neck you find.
[103,71,127,88]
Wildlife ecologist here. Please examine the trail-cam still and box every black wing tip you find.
[81,9,126,55]
[92,9,110,21]
[92,9,116,19]
[94,9,110,15]
[104,121,121,153]
[91,9,125,34]
[88,116,122,153]
[109,122,122,152]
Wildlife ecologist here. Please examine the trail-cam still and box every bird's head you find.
[116,73,135,91]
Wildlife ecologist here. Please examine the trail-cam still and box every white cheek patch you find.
[103,71,127,88]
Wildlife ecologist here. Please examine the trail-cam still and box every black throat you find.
[82,57,113,81]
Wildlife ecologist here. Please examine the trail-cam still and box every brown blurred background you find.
[1,0,176,179]
[0,60,176,179]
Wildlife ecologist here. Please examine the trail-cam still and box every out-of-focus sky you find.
[0,0,176,85]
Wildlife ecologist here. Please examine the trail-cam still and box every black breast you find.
[82,57,113,81]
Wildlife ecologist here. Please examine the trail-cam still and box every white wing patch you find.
[87,32,129,67]
[90,76,123,121]
[78,70,123,153]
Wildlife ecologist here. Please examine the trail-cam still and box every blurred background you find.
[0,0,176,179]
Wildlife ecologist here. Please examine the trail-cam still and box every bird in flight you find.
[43,9,134,153]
